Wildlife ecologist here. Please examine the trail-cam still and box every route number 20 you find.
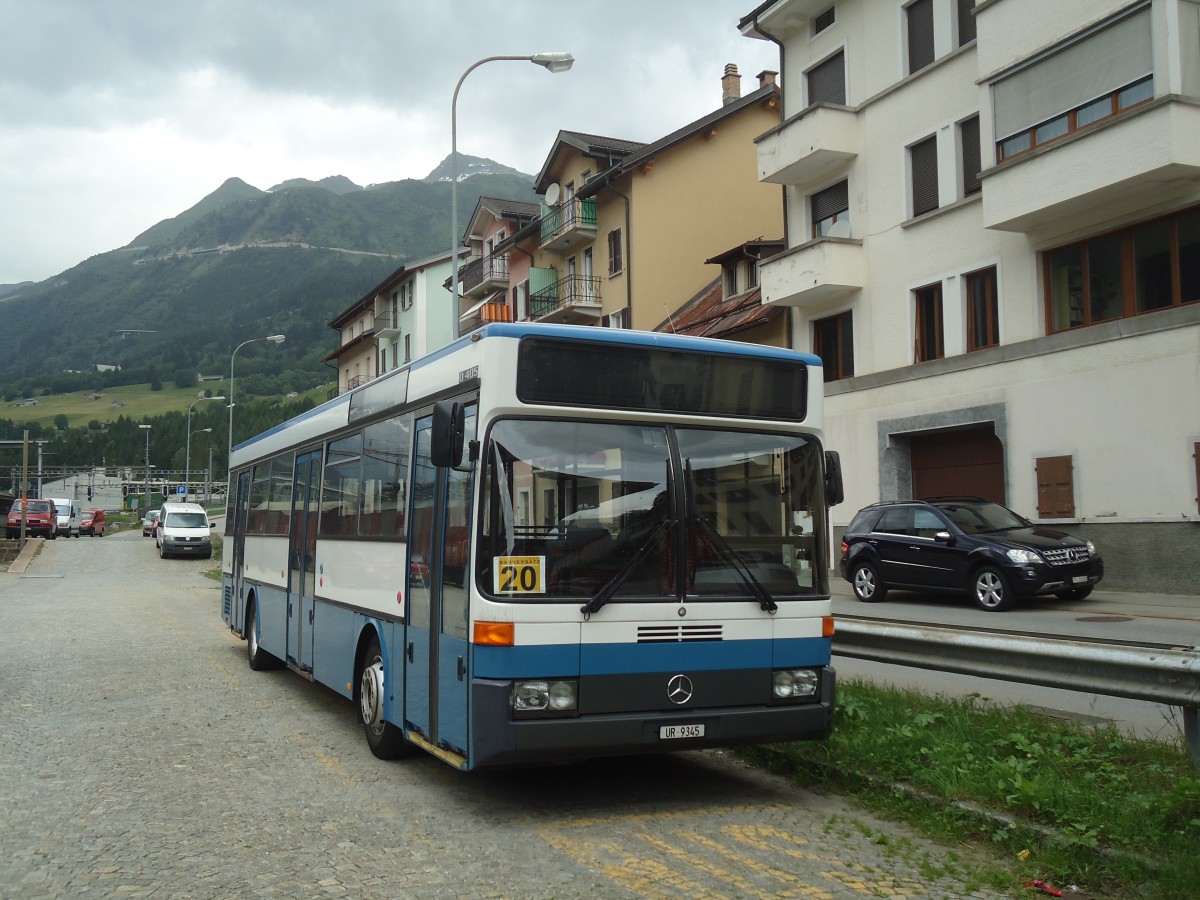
[493,556,545,594]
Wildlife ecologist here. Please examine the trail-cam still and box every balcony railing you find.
[460,254,510,298]
[529,275,603,323]
[375,310,400,334]
[539,197,598,253]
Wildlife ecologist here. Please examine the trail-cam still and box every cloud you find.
[0,0,778,283]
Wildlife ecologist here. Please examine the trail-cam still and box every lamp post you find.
[228,335,285,462]
[450,52,573,336]
[138,424,152,515]
[186,395,224,501]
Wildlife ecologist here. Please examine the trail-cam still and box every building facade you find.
[742,0,1200,591]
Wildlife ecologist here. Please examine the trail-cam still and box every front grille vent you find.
[636,624,723,643]
[1043,547,1090,566]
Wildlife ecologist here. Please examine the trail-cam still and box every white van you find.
[155,501,214,559]
[48,498,81,538]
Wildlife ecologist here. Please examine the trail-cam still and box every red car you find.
[5,499,58,539]
[81,509,107,537]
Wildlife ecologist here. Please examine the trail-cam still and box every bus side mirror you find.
[431,400,465,468]
[824,450,844,507]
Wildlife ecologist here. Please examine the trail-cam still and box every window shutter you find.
[907,0,935,74]
[807,51,846,105]
[811,180,849,223]
[957,0,977,46]
[1194,442,1200,514]
[960,116,981,196]
[1035,456,1076,517]
[911,136,939,217]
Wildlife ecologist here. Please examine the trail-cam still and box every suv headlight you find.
[1006,548,1042,564]
[772,669,819,701]
[1086,540,1097,554]
[512,679,578,718]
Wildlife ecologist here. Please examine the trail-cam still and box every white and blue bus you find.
[222,323,844,770]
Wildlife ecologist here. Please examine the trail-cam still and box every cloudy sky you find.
[0,0,780,285]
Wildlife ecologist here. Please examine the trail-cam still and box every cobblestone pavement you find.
[0,533,1010,899]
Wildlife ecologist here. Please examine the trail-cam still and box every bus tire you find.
[246,597,282,671]
[359,634,411,759]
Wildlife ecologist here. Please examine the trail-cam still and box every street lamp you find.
[450,52,573,336]
[186,395,224,501]
[228,335,285,461]
[139,424,152,516]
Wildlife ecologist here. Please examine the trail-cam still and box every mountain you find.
[424,152,531,183]
[0,156,537,400]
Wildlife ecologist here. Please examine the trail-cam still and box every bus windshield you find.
[478,419,828,602]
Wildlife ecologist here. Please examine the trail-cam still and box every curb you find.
[5,537,43,575]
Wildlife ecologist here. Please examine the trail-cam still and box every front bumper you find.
[162,539,212,556]
[1009,558,1104,596]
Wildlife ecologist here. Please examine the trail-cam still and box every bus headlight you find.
[513,679,578,718]
[772,669,819,701]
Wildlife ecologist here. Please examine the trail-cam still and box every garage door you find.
[910,427,1004,503]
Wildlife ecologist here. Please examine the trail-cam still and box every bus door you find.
[287,447,322,673]
[405,401,476,757]
[229,470,251,633]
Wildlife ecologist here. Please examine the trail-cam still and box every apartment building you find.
[457,65,785,334]
[742,0,1200,590]
[326,250,459,394]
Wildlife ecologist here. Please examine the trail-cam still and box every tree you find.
[54,414,69,430]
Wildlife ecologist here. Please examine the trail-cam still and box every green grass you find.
[740,680,1200,898]
[5,381,333,429]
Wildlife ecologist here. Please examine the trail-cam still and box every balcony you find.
[984,99,1200,236]
[539,197,597,254]
[759,237,864,308]
[757,104,859,188]
[460,254,510,299]
[529,275,603,324]
[375,310,400,338]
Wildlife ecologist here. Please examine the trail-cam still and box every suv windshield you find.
[478,419,828,602]
[936,500,1028,534]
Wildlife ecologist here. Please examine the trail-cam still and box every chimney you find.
[758,70,778,89]
[721,63,741,105]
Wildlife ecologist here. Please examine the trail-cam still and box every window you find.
[320,433,362,536]
[993,6,1152,161]
[807,50,845,105]
[914,284,944,362]
[957,0,976,46]
[1045,206,1200,333]
[724,263,739,296]
[404,334,411,363]
[811,180,849,238]
[747,259,759,290]
[813,311,854,381]
[910,136,939,217]
[1035,455,1075,518]
[966,267,999,351]
[604,308,628,329]
[906,0,935,75]
[813,7,835,35]
[960,116,981,196]
[607,228,623,275]
[360,416,411,539]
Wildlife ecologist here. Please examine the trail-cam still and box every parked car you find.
[141,510,161,537]
[5,498,58,539]
[81,508,107,537]
[155,502,214,559]
[48,497,82,538]
[839,497,1103,612]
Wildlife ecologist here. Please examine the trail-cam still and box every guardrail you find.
[833,617,1200,766]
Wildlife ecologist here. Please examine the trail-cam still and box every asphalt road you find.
[1,532,1009,899]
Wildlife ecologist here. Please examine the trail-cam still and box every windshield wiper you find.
[691,514,778,614]
[579,518,673,618]
[684,458,777,614]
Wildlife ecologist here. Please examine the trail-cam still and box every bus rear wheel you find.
[359,634,412,759]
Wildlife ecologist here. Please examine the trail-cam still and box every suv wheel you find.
[851,561,888,603]
[972,566,1015,612]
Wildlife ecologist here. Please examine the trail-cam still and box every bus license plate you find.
[659,723,704,740]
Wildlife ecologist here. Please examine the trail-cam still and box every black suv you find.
[839,497,1103,612]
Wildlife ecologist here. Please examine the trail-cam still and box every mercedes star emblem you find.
[667,674,694,705]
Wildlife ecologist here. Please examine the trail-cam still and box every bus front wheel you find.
[246,597,282,671]
[359,634,412,759]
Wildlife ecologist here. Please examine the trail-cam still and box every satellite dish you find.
[545,183,561,205]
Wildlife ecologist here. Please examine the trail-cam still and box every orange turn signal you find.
[822,616,835,638]
[473,621,514,646]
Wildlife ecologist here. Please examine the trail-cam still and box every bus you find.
[222,323,843,770]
